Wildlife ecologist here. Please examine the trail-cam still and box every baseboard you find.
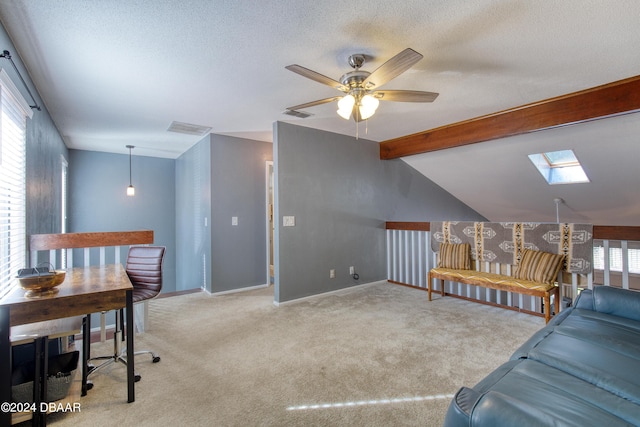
[157,288,202,299]
[273,280,385,306]
[205,283,270,297]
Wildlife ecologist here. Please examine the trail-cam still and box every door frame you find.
[265,160,274,286]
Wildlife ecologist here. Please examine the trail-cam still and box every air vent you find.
[283,109,313,119]
[167,121,212,136]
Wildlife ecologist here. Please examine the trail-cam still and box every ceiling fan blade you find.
[373,90,439,103]
[363,48,423,88]
[285,65,348,92]
[286,96,342,111]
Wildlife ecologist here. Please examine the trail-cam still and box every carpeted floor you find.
[43,281,544,426]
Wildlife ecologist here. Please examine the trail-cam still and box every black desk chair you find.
[89,246,165,381]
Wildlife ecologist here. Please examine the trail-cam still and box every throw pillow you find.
[438,242,471,270]
[514,249,565,284]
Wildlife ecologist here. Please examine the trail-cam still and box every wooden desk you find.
[0,265,135,426]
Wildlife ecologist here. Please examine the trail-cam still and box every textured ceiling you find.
[1,0,639,224]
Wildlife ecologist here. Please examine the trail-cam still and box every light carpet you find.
[44,281,545,426]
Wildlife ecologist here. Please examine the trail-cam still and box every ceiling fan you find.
[285,48,438,122]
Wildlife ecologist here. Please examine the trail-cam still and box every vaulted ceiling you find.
[1,1,639,225]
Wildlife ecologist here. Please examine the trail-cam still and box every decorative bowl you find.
[17,271,66,292]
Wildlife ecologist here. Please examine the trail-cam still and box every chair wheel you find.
[134,374,142,382]
[152,356,161,363]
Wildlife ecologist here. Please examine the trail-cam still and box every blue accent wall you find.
[68,149,177,292]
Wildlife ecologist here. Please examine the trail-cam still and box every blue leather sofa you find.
[443,286,640,426]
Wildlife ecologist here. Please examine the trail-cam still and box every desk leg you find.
[125,290,135,403]
[81,315,92,396]
[0,307,10,427]
[33,336,49,427]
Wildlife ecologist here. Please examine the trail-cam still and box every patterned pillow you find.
[514,249,565,284]
[438,243,471,270]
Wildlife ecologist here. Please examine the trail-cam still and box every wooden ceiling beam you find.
[379,75,640,160]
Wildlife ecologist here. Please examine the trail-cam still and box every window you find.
[528,149,590,185]
[0,68,33,298]
[61,156,68,268]
[593,246,640,274]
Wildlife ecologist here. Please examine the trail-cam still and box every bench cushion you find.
[430,267,556,292]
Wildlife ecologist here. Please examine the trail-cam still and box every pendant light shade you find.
[359,94,379,120]
[126,145,135,196]
[337,94,355,120]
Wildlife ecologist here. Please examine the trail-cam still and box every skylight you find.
[528,149,590,185]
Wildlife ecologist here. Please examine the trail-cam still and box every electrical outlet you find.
[283,216,295,227]
[349,266,355,275]
[330,269,335,279]
[232,216,238,226]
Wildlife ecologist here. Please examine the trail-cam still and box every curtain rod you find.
[0,49,41,111]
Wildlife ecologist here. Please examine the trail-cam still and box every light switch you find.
[232,216,238,226]
[283,216,295,227]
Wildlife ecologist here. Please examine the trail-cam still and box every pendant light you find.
[126,145,135,196]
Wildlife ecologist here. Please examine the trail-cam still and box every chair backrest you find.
[125,246,166,297]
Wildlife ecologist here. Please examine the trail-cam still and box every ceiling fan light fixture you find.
[359,94,379,120]
[337,94,355,120]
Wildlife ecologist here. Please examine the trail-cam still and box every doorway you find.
[265,161,274,286]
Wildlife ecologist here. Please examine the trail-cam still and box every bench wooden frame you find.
[428,267,560,323]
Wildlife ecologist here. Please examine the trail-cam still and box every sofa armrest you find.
[443,387,481,427]
[574,288,594,310]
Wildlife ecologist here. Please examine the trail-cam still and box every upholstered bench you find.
[428,242,563,323]
[428,268,560,323]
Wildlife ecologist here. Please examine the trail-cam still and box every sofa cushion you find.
[514,249,564,284]
[438,242,471,270]
[526,332,640,405]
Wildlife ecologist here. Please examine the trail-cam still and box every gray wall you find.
[176,135,211,291]
[176,133,273,294]
[0,23,68,238]
[210,134,273,293]
[274,122,483,303]
[68,149,177,293]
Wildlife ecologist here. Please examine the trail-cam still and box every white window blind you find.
[593,246,640,274]
[61,155,68,267]
[0,68,33,298]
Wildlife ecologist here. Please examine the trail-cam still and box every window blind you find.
[0,68,32,298]
[593,246,640,274]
